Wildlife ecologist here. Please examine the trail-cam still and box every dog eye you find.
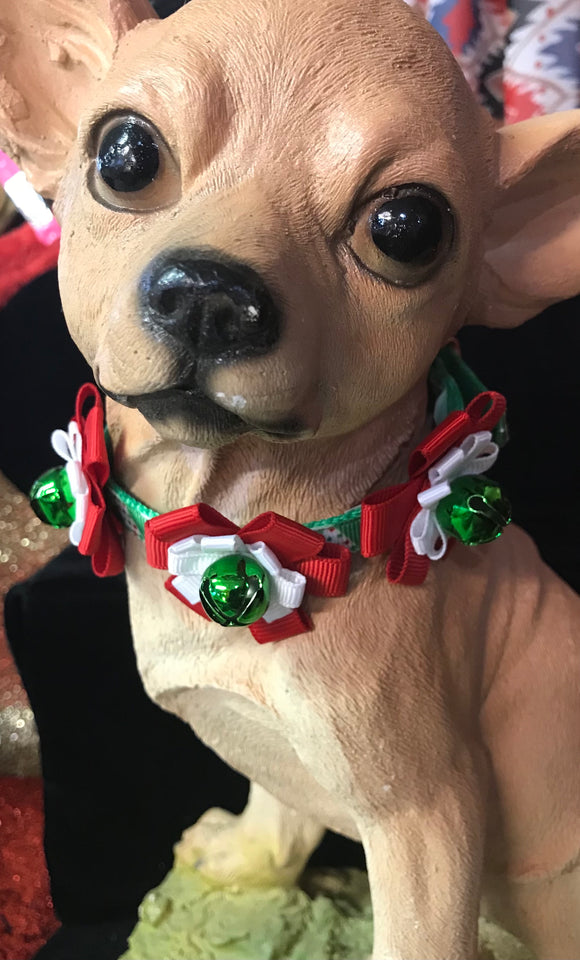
[349,184,454,286]
[89,114,180,212]
[97,118,159,192]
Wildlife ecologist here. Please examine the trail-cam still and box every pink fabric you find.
[0,150,20,184]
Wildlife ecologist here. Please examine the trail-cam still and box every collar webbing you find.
[106,478,364,548]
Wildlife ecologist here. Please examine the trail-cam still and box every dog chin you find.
[105,387,313,447]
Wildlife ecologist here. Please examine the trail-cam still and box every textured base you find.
[120,863,534,960]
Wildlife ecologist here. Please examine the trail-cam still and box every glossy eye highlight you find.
[349,184,454,286]
[89,113,180,212]
[97,118,160,193]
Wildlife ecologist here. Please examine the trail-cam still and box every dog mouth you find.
[103,385,312,443]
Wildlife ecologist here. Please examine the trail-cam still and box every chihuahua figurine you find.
[3,1,580,957]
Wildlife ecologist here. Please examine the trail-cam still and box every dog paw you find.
[174,807,297,888]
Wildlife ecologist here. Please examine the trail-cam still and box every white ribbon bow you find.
[410,430,498,561]
[168,534,307,623]
[51,420,89,547]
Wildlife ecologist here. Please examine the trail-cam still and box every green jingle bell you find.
[29,466,76,528]
[199,553,271,627]
[435,475,511,547]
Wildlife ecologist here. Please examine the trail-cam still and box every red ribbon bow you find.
[144,504,351,643]
[360,391,506,586]
[75,384,124,577]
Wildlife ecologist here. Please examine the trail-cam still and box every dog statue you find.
[3,1,580,957]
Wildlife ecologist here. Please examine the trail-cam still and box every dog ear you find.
[470,110,580,328]
[0,0,158,198]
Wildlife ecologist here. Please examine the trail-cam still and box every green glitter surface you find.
[121,863,533,960]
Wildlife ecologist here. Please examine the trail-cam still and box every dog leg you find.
[483,854,580,960]
[175,781,324,887]
[360,785,484,960]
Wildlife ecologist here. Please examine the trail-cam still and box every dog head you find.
[2,0,580,448]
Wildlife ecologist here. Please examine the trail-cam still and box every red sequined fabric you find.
[0,778,60,959]
[0,473,66,958]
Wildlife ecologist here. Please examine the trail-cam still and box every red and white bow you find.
[360,391,506,585]
[144,504,351,643]
[51,383,124,577]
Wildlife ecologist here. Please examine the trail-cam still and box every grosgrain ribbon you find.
[51,384,124,577]
[145,503,351,643]
[50,420,89,547]
[74,384,125,577]
[409,430,498,560]
[167,533,307,623]
[360,391,506,586]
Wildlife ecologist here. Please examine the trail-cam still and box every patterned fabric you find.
[408,0,580,122]
[317,524,358,551]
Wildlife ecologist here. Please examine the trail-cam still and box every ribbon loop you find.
[424,431,497,489]
[49,386,124,577]
[360,391,507,585]
[51,421,89,547]
[199,534,243,553]
[65,459,89,498]
[361,481,422,558]
[409,509,448,560]
[417,481,452,510]
[410,429,499,562]
[250,608,313,644]
[465,390,506,432]
[427,446,467,486]
[51,422,83,464]
[170,573,203,608]
[245,541,283,577]
[270,567,306,610]
[165,530,308,629]
[145,504,238,569]
[147,502,348,641]
[168,535,204,576]
[240,512,324,566]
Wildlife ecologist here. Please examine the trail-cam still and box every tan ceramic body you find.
[2,1,580,957]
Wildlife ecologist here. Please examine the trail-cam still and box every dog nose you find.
[140,252,281,362]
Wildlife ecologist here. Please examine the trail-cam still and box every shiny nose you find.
[139,252,281,362]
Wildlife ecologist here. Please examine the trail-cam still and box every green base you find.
[120,863,533,960]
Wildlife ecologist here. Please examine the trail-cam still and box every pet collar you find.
[30,346,511,643]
